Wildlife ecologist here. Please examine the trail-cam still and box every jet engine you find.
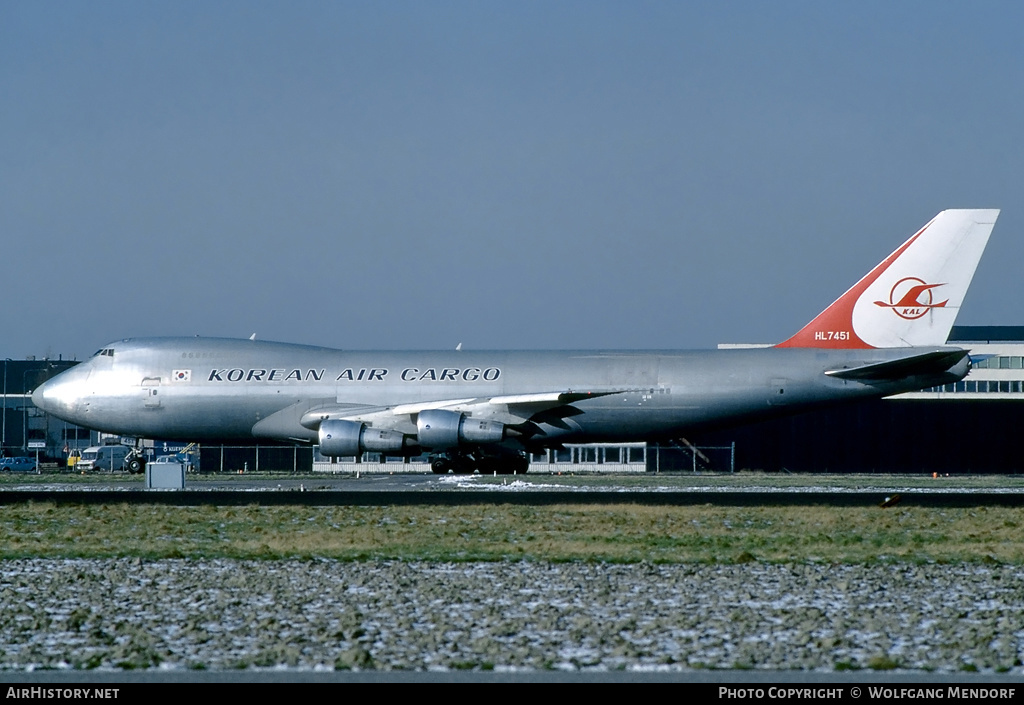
[416,409,504,449]
[318,419,407,457]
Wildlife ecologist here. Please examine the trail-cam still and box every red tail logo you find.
[873,277,947,320]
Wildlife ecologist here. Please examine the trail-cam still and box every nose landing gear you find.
[125,450,146,475]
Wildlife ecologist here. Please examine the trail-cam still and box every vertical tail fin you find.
[776,209,999,349]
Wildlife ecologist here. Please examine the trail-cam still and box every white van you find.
[75,445,130,473]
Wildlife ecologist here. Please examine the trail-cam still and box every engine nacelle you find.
[416,409,505,449]
[318,419,407,457]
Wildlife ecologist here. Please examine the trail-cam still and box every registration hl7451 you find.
[814,331,851,341]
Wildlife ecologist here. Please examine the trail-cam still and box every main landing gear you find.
[430,451,529,475]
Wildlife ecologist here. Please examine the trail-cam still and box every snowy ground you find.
[1,559,1022,673]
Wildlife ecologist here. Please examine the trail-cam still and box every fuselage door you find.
[142,377,162,408]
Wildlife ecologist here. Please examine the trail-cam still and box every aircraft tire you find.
[430,458,449,474]
[127,458,145,474]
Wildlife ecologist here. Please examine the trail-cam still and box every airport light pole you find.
[22,370,28,453]
[2,359,8,456]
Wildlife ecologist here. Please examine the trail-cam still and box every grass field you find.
[2,501,1021,563]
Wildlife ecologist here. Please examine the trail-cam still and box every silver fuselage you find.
[32,337,967,446]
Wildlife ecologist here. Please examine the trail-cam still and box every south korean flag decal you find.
[172,369,192,382]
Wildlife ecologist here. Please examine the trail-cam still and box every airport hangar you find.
[6,326,1024,474]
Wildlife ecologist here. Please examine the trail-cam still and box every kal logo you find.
[873,277,948,320]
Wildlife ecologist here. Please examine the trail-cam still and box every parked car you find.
[0,457,37,472]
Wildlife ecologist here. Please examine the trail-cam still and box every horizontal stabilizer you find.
[825,349,969,381]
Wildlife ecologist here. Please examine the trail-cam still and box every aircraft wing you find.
[250,400,389,441]
[297,390,624,434]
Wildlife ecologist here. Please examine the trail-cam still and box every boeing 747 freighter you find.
[32,209,999,473]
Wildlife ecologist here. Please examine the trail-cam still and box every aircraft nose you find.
[30,382,46,410]
[31,377,63,415]
[30,369,87,421]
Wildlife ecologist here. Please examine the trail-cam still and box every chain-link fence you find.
[192,442,734,474]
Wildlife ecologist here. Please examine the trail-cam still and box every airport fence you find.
[195,442,735,475]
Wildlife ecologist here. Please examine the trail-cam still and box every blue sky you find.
[2,1,1021,359]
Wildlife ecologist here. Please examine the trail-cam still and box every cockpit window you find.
[92,349,115,358]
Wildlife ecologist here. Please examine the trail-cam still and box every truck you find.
[75,445,132,473]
